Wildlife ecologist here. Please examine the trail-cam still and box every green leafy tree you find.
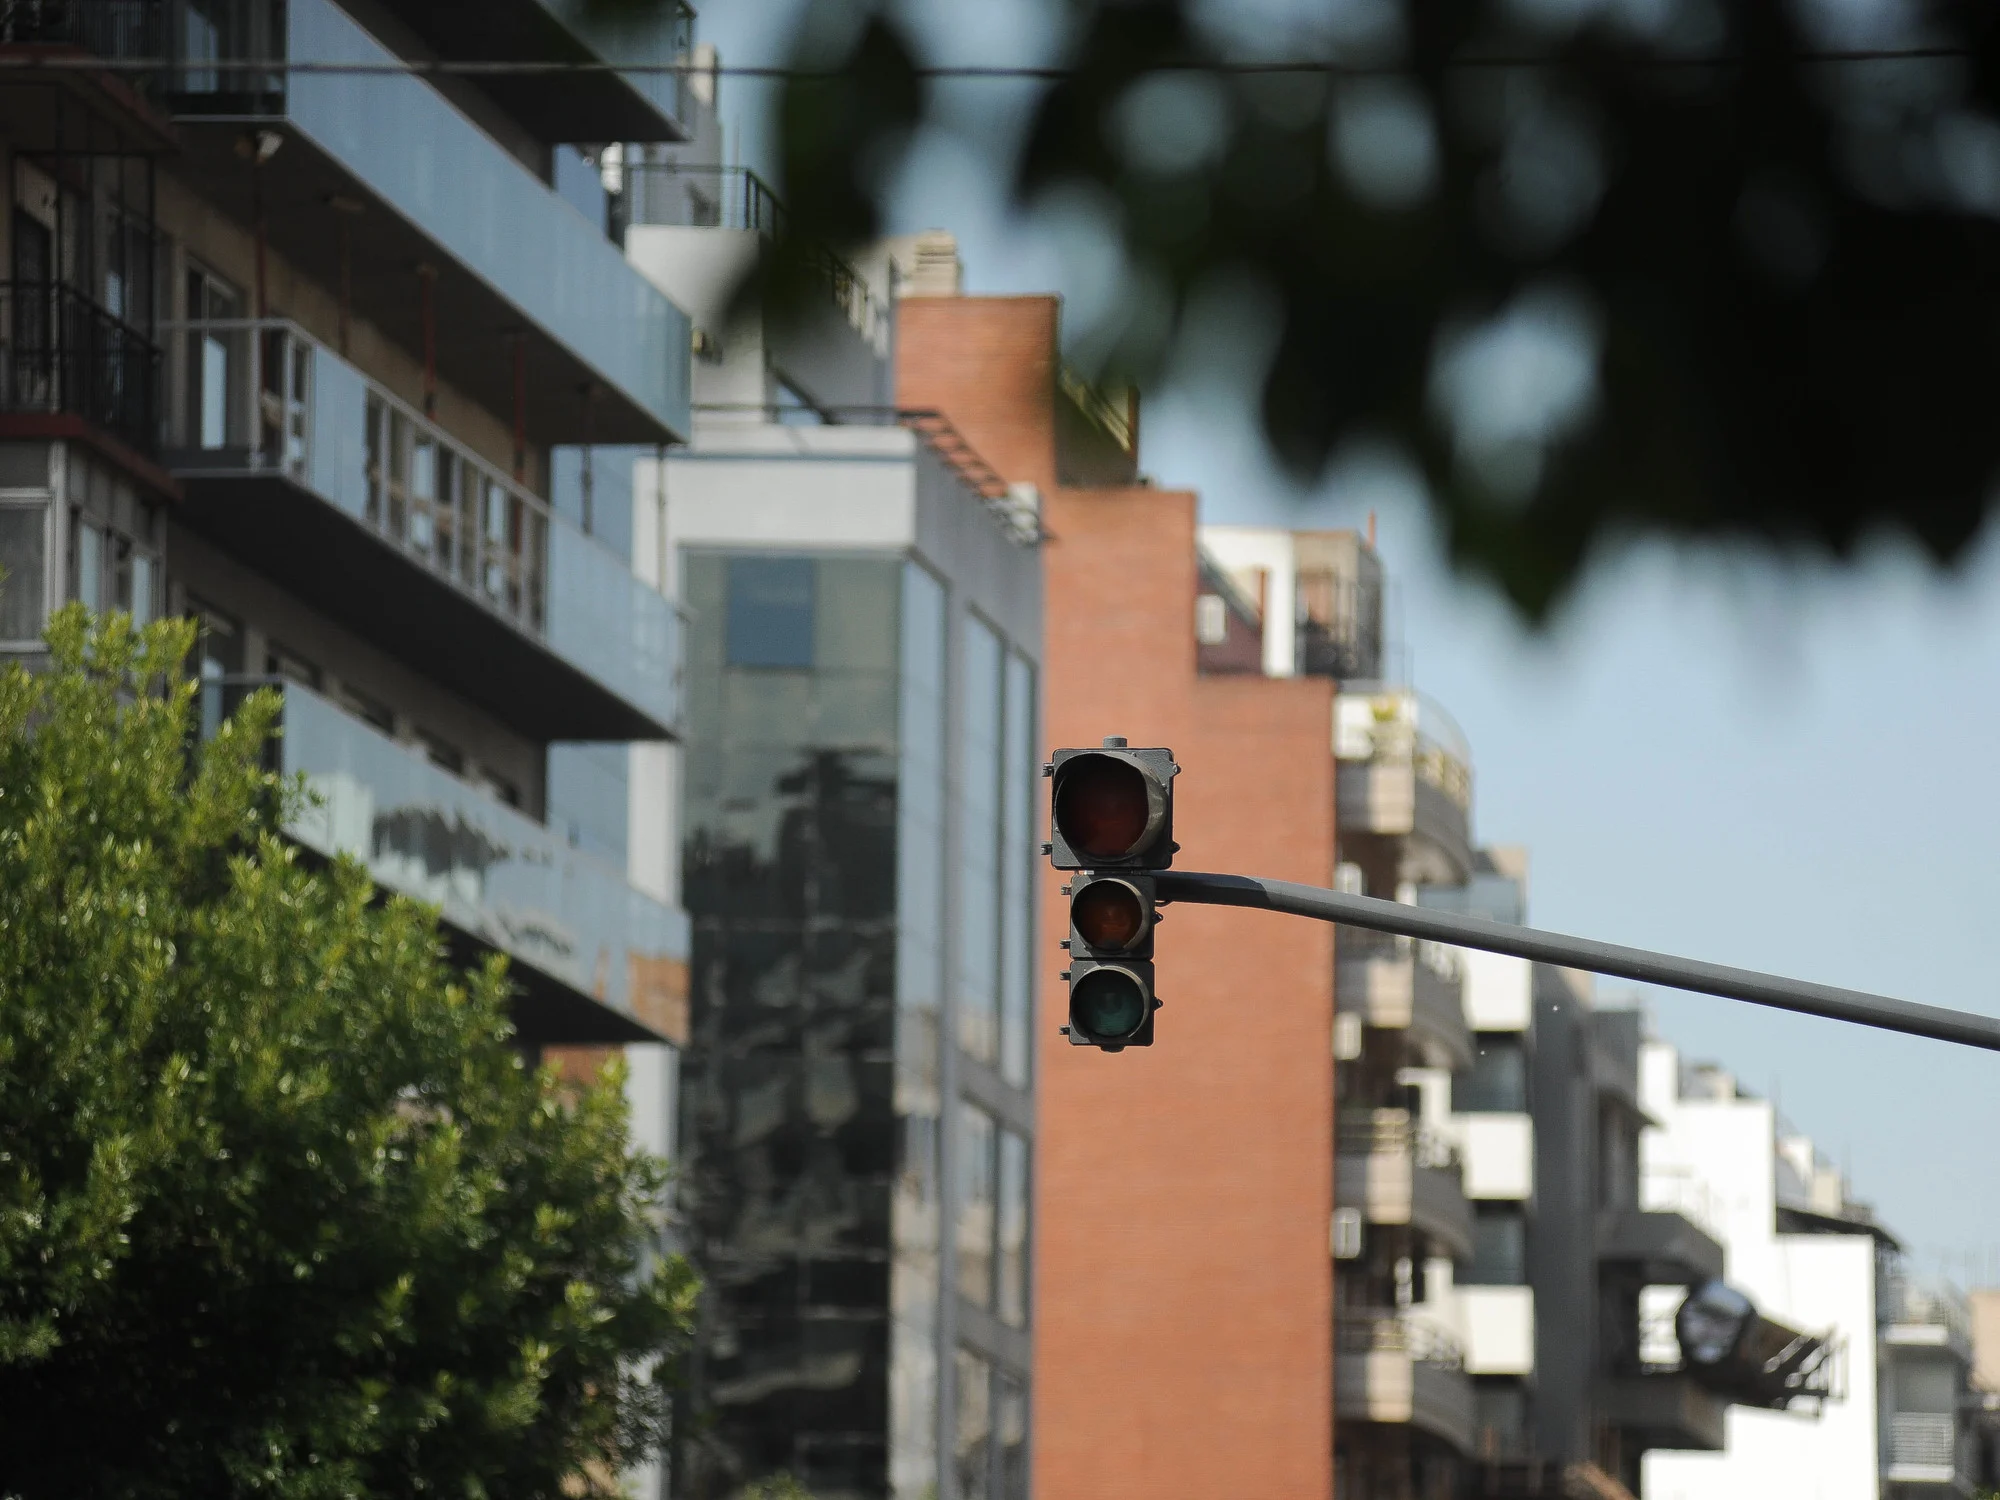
[0,607,698,1498]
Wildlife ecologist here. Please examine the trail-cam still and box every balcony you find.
[1880,1273,1974,1359]
[624,164,889,413]
[1336,926,1472,1071]
[136,0,691,444]
[1883,1411,1975,1487]
[206,676,686,1045]
[1598,1373,1726,1452]
[370,0,696,144]
[1337,1109,1473,1261]
[164,317,680,742]
[0,282,161,462]
[1337,1311,1476,1452]
[1459,1114,1535,1202]
[0,0,176,147]
[1335,687,1473,886]
[1597,1208,1725,1285]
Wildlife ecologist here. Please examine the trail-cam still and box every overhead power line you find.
[0,45,1981,80]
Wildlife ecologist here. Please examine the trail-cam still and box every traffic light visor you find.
[1053,753,1159,861]
[1071,966,1149,1041]
[1072,879,1148,951]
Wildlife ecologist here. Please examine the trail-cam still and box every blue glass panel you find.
[284,0,691,436]
[727,556,816,669]
[546,519,679,731]
[266,679,686,1018]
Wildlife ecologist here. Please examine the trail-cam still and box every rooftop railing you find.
[1335,684,1474,812]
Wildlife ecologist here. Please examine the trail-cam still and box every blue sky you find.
[699,1,2000,1285]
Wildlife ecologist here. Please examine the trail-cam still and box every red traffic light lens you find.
[1072,880,1146,951]
[1054,754,1153,861]
[1071,967,1149,1041]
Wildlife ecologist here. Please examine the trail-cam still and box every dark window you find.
[188,598,242,678]
[726,555,815,669]
[1473,1380,1529,1460]
[417,729,463,776]
[334,681,394,735]
[1465,1205,1527,1286]
[1456,1035,1528,1113]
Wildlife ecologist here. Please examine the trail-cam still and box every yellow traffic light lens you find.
[1054,754,1151,860]
[1071,968,1148,1040]
[1072,880,1146,951]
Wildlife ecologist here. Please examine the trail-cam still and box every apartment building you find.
[1638,1041,1979,1499]
[0,1,696,1123]
[603,163,1042,1495]
[896,288,1340,1500]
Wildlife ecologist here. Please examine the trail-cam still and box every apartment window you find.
[189,598,242,741]
[1465,1205,1527,1286]
[70,508,160,626]
[1598,1104,1637,1210]
[998,651,1036,1088]
[956,1103,996,1307]
[417,729,463,776]
[0,503,47,643]
[333,681,394,736]
[958,615,1004,1065]
[185,263,239,451]
[997,1127,1029,1327]
[1474,1381,1529,1461]
[1457,1035,1528,1114]
[954,1348,993,1500]
[726,555,814,668]
[71,515,102,611]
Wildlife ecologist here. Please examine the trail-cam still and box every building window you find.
[954,1348,993,1500]
[0,502,47,643]
[995,1372,1029,1500]
[1466,1205,1527,1286]
[957,1103,996,1308]
[999,651,1036,1088]
[188,597,242,741]
[1457,1035,1528,1113]
[958,615,1004,1065]
[266,643,320,690]
[726,554,815,668]
[997,1127,1029,1328]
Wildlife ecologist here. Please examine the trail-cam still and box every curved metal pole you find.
[1153,870,2000,1055]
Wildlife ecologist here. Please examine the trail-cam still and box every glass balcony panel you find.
[164,317,680,736]
[213,676,687,1022]
[274,0,688,434]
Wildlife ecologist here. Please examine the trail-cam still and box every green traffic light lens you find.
[1071,967,1148,1041]
[1054,754,1152,860]
[1072,880,1146,950]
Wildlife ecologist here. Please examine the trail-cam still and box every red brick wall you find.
[901,302,1339,1500]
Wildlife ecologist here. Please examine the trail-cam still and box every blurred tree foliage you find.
[745,0,2000,614]
[0,608,696,1498]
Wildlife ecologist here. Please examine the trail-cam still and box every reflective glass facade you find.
[679,550,1034,1500]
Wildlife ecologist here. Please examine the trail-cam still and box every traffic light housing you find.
[1046,741,1178,871]
[1045,737,1176,1051]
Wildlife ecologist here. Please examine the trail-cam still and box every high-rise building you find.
[617,166,1043,1494]
[0,18,700,1496]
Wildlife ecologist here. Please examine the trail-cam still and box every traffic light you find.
[1045,737,1178,1051]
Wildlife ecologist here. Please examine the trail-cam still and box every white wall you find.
[1463,950,1532,1031]
[1639,1041,1881,1500]
[1195,525,1297,677]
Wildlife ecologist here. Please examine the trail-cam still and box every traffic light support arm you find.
[1152,870,2000,1054]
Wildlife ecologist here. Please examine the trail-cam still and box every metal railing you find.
[1338,1109,1462,1171]
[623,162,885,344]
[0,282,161,454]
[1880,1271,1973,1346]
[1338,924,1465,981]
[1642,1166,1724,1241]
[0,0,159,53]
[1335,685,1474,811]
[1886,1412,1957,1470]
[1338,1309,1465,1368]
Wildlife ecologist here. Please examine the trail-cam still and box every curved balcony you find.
[1336,926,1472,1071]
[1337,1311,1475,1453]
[1335,687,1474,886]
[1337,1109,1473,1262]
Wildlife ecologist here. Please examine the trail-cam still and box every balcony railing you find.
[1887,1412,1955,1469]
[624,161,886,345]
[1880,1272,1973,1350]
[201,676,685,1025]
[0,0,159,52]
[1336,685,1473,809]
[1338,1310,1465,1368]
[1339,1109,1462,1171]
[1339,925,1465,982]
[162,317,679,733]
[0,282,160,454]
